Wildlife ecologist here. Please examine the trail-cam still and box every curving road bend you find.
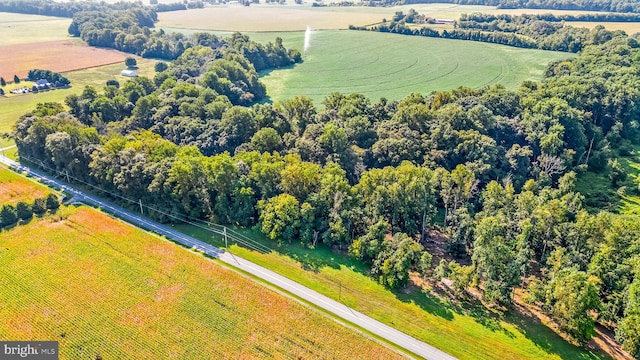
[0,155,456,360]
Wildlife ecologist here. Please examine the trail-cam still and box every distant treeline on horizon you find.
[361,0,640,13]
[0,0,200,18]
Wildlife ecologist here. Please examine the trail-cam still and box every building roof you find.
[120,69,138,77]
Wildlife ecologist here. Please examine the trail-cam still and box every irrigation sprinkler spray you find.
[304,26,311,53]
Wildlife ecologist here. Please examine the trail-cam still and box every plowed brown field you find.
[0,40,129,80]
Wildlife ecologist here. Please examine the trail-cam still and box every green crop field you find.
[0,167,54,205]
[258,30,572,103]
[0,206,403,359]
[172,223,608,360]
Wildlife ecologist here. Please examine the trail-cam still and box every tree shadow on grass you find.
[258,63,296,77]
[396,284,610,359]
[396,284,515,336]
[505,309,608,360]
[275,241,362,273]
[18,216,35,226]
[395,289,455,321]
[224,226,370,274]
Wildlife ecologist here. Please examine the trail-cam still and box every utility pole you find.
[65,169,70,183]
[139,199,143,214]
[223,226,228,248]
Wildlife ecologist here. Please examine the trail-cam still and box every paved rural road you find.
[1,155,457,360]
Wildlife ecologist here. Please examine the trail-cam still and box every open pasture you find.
[0,206,403,359]
[259,30,572,103]
[0,167,53,205]
[0,40,130,81]
[0,12,70,46]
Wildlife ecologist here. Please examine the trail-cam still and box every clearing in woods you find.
[258,30,572,103]
[0,167,53,205]
[0,206,404,359]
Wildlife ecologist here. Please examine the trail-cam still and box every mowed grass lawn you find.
[0,166,54,205]
[0,206,403,360]
[259,30,572,103]
[173,223,608,360]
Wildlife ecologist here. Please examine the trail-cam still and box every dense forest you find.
[354,9,632,53]
[10,24,640,355]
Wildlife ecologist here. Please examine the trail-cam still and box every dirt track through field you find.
[0,40,129,80]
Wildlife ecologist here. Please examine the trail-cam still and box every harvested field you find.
[566,21,640,34]
[157,4,392,31]
[0,40,129,80]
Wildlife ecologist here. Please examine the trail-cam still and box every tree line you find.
[67,7,302,68]
[0,194,60,228]
[461,11,640,23]
[362,0,640,13]
[0,0,195,18]
[353,10,627,53]
[27,69,70,87]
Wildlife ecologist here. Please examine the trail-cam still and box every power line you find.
[17,154,270,254]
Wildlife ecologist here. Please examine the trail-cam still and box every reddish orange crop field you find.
[0,40,129,80]
[0,167,53,205]
[0,206,404,359]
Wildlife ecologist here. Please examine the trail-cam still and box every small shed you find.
[120,69,138,77]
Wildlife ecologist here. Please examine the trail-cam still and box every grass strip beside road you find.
[173,223,609,360]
